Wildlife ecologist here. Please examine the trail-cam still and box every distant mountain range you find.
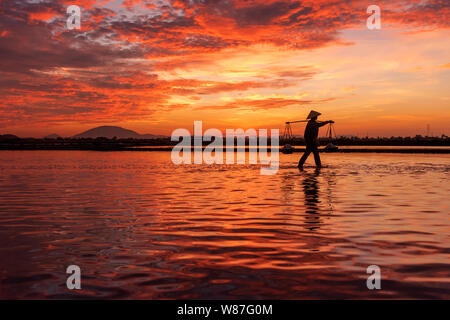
[0,134,19,140]
[72,126,165,139]
[44,133,62,139]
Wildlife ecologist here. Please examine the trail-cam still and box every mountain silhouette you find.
[44,133,61,139]
[72,126,162,139]
[0,134,19,140]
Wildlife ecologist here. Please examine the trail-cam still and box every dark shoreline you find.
[1,146,449,153]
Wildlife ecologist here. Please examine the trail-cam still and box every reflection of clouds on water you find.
[0,152,449,299]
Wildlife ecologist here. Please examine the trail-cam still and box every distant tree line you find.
[0,134,449,150]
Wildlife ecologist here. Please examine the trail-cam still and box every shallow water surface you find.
[0,151,448,299]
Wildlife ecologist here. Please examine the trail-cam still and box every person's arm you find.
[317,120,334,127]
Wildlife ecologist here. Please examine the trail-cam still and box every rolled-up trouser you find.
[298,145,321,167]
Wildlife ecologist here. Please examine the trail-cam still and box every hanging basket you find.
[324,123,338,152]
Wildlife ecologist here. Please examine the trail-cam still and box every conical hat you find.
[307,110,321,119]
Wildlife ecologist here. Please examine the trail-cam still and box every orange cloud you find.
[0,0,449,137]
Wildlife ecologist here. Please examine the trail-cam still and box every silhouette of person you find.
[298,110,334,170]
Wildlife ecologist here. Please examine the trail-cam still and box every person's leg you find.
[312,147,322,167]
[298,148,312,168]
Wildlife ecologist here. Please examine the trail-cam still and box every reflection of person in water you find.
[298,110,334,170]
[302,168,321,231]
[280,168,335,232]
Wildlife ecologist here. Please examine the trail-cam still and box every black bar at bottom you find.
[0,300,446,319]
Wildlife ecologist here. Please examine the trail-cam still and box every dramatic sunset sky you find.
[1,0,449,137]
